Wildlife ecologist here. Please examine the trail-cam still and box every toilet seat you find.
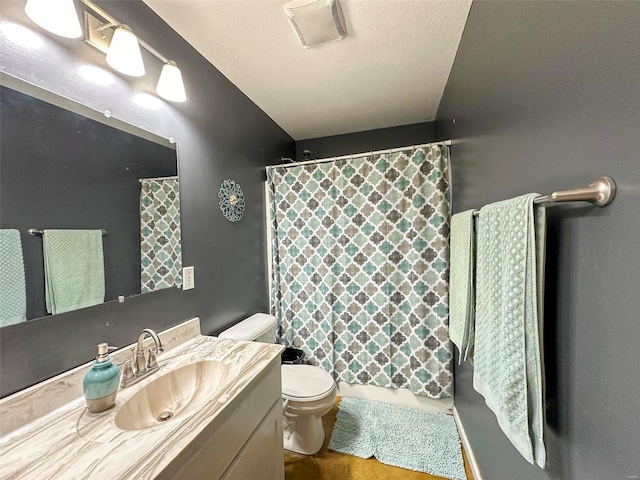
[281,364,335,402]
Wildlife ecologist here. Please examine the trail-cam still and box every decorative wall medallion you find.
[218,179,245,222]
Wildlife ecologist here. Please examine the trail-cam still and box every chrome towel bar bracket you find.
[472,176,616,217]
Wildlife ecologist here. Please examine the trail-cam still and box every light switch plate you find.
[182,266,195,290]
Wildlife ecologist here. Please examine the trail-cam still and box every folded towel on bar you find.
[449,210,476,362]
[0,229,27,326]
[42,229,105,315]
[473,193,546,468]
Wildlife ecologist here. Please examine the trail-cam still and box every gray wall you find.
[0,0,294,397]
[293,122,435,162]
[435,1,640,479]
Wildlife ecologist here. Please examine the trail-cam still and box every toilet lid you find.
[281,364,335,401]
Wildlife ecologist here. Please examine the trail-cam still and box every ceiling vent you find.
[283,0,347,49]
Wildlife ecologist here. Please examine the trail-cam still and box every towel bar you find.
[28,228,107,236]
[472,176,616,217]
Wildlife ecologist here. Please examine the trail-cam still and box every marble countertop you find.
[0,319,284,479]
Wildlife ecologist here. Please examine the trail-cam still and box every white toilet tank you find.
[218,313,277,343]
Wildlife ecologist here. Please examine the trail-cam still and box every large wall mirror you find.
[0,75,181,326]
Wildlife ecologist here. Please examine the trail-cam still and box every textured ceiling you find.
[142,0,472,140]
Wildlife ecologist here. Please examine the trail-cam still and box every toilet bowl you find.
[219,313,336,455]
[281,364,337,455]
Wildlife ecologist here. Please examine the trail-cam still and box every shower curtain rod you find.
[138,175,178,183]
[268,140,452,169]
[471,176,617,216]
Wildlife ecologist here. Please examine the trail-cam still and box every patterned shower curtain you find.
[140,178,182,293]
[267,145,452,399]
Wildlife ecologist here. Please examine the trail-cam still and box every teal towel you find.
[473,194,546,468]
[42,230,105,315]
[449,210,476,362]
[0,229,27,326]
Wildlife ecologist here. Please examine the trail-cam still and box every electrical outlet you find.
[182,266,195,290]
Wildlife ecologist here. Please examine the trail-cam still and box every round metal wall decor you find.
[218,179,245,222]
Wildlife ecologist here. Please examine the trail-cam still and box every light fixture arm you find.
[80,0,170,64]
[95,22,116,32]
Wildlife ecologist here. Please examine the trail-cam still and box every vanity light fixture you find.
[105,25,145,77]
[24,0,82,39]
[23,0,187,102]
[156,61,186,103]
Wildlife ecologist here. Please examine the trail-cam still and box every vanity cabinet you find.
[220,400,284,480]
[157,356,284,480]
[0,327,286,480]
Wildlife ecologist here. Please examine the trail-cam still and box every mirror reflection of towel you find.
[0,229,27,326]
[42,229,105,315]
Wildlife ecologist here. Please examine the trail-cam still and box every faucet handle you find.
[146,347,158,370]
[122,360,135,384]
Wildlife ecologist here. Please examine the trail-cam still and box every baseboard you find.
[453,405,483,480]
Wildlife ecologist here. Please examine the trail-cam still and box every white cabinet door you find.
[241,400,284,480]
[220,400,284,480]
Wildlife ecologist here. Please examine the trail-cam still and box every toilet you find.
[219,313,337,455]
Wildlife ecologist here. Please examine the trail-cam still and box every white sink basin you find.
[115,360,229,431]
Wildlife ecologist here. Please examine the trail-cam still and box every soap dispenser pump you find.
[83,343,121,413]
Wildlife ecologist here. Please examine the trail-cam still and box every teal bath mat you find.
[329,397,467,480]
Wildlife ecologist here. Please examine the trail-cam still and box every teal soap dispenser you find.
[83,343,121,413]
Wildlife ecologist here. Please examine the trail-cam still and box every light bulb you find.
[25,0,82,38]
[106,25,145,77]
[156,61,186,102]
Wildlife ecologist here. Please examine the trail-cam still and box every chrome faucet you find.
[121,329,164,388]
[135,328,164,372]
